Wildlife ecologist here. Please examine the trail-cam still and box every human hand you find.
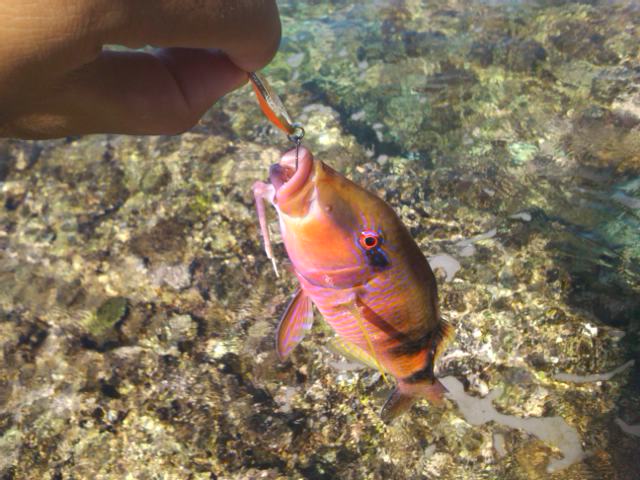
[0,0,281,138]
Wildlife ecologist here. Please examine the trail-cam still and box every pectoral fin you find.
[276,289,314,360]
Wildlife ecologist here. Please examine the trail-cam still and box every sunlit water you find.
[1,0,639,478]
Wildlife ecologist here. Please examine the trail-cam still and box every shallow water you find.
[1,0,639,478]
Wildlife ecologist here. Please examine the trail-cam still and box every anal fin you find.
[329,337,389,373]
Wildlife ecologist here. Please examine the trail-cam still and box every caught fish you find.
[253,147,453,422]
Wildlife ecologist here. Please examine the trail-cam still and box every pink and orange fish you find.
[253,147,453,422]
[249,72,452,422]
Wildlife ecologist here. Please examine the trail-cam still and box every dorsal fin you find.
[432,319,454,362]
[275,289,314,360]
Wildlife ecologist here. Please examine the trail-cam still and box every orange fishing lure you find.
[248,72,304,141]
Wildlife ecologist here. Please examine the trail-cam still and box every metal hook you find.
[288,123,304,170]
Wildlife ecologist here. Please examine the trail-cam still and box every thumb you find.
[3,48,247,138]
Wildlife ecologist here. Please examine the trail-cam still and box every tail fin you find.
[380,320,453,423]
[380,379,447,423]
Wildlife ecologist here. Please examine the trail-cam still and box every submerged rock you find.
[550,20,620,65]
[80,297,129,349]
[495,38,548,74]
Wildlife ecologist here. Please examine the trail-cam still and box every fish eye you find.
[359,231,380,250]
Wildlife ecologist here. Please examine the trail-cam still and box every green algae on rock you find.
[92,297,128,336]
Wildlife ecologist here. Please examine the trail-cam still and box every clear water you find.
[1,0,639,478]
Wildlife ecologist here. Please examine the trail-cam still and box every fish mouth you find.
[270,146,313,204]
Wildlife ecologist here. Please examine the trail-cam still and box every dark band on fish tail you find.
[403,365,435,384]
[388,329,432,358]
[403,340,437,384]
[398,321,453,384]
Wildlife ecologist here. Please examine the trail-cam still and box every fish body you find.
[253,147,452,421]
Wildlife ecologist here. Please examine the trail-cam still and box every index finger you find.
[103,0,281,71]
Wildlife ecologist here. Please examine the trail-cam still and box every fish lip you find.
[270,146,313,204]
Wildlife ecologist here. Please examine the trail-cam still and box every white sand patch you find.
[442,376,584,472]
[612,191,640,209]
[554,360,634,383]
[456,228,497,248]
[428,254,461,282]
[493,433,507,458]
[510,212,532,222]
[615,418,640,437]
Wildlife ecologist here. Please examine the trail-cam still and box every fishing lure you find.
[248,72,304,147]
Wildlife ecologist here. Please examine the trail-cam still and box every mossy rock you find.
[90,297,128,337]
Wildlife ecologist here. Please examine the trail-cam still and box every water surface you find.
[1,0,639,478]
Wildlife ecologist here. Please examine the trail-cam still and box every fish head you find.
[270,146,402,288]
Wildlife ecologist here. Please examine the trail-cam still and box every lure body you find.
[253,147,452,421]
[248,72,304,141]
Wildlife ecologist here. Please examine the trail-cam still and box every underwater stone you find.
[140,162,170,194]
[0,381,13,409]
[468,41,494,67]
[91,297,128,337]
[495,38,547,73]
[564,106,640,171]
[550,21,620,65]
[591,68,629,103]
[55,278,86,307]
[0,143,11,181]
[508,142,538,165]
[402,30,448,58]
[166,314,197,345]
[129,217,190,263]
[150,263,192,291]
